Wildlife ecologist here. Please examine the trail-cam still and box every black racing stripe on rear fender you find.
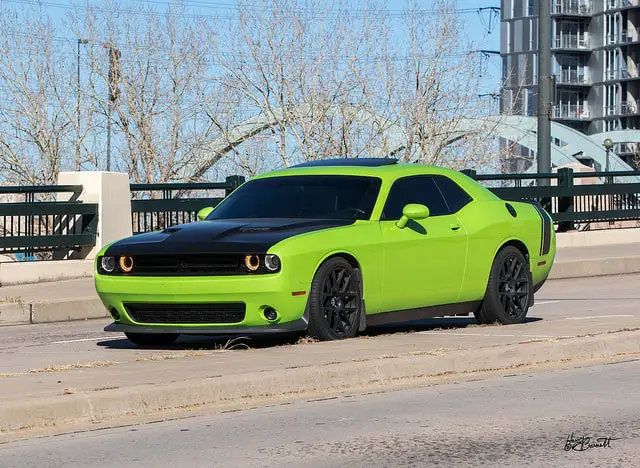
[529,201,551,256]
[518,200,551,256]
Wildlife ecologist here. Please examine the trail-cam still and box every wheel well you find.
[323,252,360,270]
[500,240,529,262]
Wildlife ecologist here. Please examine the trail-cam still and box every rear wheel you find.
[307,257,362,341]
[125,332,179,346]
[475,246,532,325]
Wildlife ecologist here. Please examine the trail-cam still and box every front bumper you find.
[104,320,307,334]
[95,272,310,331]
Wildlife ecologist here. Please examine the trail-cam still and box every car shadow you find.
[96,316,543,351]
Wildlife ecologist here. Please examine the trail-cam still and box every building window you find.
[528,0,535,16]
[527,88,536,116]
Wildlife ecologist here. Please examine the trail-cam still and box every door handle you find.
[450,223,461,231]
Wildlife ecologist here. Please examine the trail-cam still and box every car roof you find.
[252,158,499,202]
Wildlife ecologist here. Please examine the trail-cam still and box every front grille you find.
[125,303,246,324]
[131,254,243,276]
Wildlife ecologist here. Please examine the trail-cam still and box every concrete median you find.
[1,327,639,435]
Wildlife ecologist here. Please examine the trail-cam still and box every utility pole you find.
[537,0,552,185]
[76,39,88,171]
[106,45,121,172]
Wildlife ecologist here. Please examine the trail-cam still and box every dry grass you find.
[136,350,208,362]
[465,322,504,328]
[28,361,119,374]
[296,336,319,345]
[0,296,23,304]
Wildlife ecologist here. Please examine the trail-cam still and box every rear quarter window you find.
[432,175,473,213]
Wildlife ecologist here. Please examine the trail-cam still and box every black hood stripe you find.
[104,218,355,256]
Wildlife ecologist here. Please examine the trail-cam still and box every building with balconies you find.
[501,0,640,169]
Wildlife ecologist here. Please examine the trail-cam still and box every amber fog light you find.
[119,255,134,273]
[244,254,260,271]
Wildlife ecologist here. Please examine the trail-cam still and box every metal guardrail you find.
[462,168,640,231]
[0,185,98,257]
[130,175,246,234]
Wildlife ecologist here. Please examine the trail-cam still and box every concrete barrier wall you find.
[56,171,133,260]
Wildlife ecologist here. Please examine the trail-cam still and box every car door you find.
[380,175,468,312]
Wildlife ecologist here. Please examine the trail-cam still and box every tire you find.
[307,257,363,341]
[125,332,179,346]
[474,246,532,325]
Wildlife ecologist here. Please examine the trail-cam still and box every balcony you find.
[606,102,639,116]
[556,69,590,85]
[605,31,638,45]
[614,142,638,154]
[553,36,590,50]
[606,0,640,10]
[553,103,591,119]
[605,68,640,81]
[552,0,592,16]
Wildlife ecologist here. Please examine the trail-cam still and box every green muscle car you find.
[95,158,555,345]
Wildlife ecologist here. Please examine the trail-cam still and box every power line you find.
[1,0,500,21]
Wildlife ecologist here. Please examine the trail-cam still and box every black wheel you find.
[307,257,362,341]
[125,332,179,346]
[475,246,532,325]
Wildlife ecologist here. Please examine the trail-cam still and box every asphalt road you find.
[1,273,640,374]
[1,359,638,467]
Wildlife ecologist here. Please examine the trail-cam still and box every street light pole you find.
[603,137,614,180]
[76,39,88,171]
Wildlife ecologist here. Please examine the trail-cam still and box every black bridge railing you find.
[130,175,245,234]
[0,185,98,257]
[462,168,640,231]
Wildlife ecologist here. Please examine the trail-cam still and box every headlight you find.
[100,256,117,274]
[264,254,281,272]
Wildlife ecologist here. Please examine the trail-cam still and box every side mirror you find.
[396,203,429,229]
[196,206,214,221]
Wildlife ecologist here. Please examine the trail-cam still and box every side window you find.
[432,175,473,213]
[381,176,449,220]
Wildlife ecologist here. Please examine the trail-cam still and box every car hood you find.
[104,218,355,256]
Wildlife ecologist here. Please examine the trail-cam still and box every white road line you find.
[417,331,572,338]
[534,300,562,305]
[50,336,115,344]
[563,315,634,320]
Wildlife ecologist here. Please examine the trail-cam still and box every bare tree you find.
[0,5,72,184]
[73,1,222,184]
[0,0,510,185]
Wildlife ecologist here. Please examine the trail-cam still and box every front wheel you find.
[125,332,179,346]
[307,257,363,341]
[475,246,532,325]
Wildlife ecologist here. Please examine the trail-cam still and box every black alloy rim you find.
[498,255,530,318]
[321,267,359,337]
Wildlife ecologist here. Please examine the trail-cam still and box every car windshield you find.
[208,175,382,220]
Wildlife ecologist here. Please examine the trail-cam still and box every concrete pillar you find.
[55,172,132,259]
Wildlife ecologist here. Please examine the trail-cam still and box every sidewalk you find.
[2,243,640,325]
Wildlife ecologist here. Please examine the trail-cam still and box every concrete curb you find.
[0,297,106,326]
[0,260,93,287]
[548,256,640,279]
[2,329,639,434]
